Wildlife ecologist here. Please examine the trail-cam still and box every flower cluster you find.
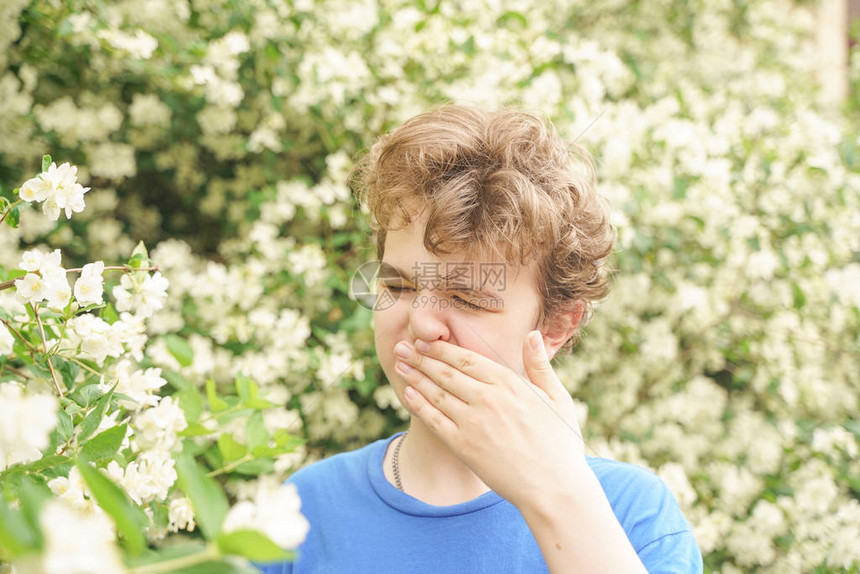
[0,382,57,471]
[18,162,90,221]
[0,159,309,572]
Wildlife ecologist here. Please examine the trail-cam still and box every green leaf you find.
[175,450,228,541]
[246,413,267,451]
[15,475,51,543]
[128,241,150,268]
[80,423,127,462]
[217,434,247,463]
[235,375,258,402]
[252,432,304,459]
[78,387,114,442]
[125,541,208,569]
[55,358,80,391]
[55,408,74,442]
[178,422,211,437]
[0,497,38,557]
[76,459,147,554]
[101,303,120,324]
[216,529,291,562]
[69,382,104,407]
[174,562,262,574]
[245,397,276,410]
[162,370,191,391]
[0,455,72,481]
[234,458,274,476]
[165,334,194,367]
[206,379,229,412]
[178,388,204,423]
[41,155,52,173]
[3,269,26,282]
[5,206,19,228]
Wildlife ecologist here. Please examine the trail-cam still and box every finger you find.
[522,331,564,402]
[396,341,480,404]
[413,338,508,383]
[400,382,460,438]
[396,359,468,422]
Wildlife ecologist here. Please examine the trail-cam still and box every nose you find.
[407,294,451,343]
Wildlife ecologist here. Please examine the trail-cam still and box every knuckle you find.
[438,366,456,382]
[456,354,474,371]
[428,414,445,431]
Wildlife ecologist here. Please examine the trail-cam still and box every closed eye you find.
[453,295,482,310]
[379,280,414,293]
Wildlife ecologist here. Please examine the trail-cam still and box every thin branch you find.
[68,356,103,378]
[129,544,221,574]
[207,453,253,477]
[0,199,23,226]
[64,265,160,274]
[30,303,63,397]
[0,316,38,355]
[1,364,31,380]
[0,265,161,291]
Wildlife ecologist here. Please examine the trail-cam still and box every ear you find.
[540,300,585,360]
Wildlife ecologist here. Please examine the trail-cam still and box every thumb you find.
[523,330,560,399]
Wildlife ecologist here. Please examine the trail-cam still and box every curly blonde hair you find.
[350,105,614,352]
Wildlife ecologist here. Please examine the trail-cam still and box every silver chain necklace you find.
[392,431,408,491]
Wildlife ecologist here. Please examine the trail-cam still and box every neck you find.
[393,418,490,505]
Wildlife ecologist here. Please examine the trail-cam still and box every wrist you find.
[517,458,600,525]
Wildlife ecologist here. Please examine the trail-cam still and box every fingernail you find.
[394,341,411,358]
[404,386,417,399]
[414,339,430,353]
[396,361,413,374]
[530,331,542,351]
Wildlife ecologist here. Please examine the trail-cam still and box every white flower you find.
[168,496,196,533]
[112,272,169,318]
[67,314,123,365]
[111,359,166,411]
[0,383,58,471]
[47,467,90,513]
[0,322,14,356]
[19,248,46,272]
[22,162,91,221]
[39,500,125,574]
[107,450,177,505]
[15,249,68,307]
[14,273,47,305]
[223,481,309,549]
[18,176,51,202]
[74,261,105,306]
[100,28,158,59]
[133,396,187,453]
[43,267,71,309]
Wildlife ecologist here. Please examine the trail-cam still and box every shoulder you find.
[285,435,396,505]
[587,456,669,498]
[586,457,702,572]
[287,439,379,492]
[586,456,688,535]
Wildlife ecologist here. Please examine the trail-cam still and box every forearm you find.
[519,464,648,574]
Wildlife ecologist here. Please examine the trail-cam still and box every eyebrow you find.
[382,262,501,299]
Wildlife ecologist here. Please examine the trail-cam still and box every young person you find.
[258,105,702,573]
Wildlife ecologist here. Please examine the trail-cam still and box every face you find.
[373,219,544,404]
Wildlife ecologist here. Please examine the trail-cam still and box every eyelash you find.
[384,285,482,310]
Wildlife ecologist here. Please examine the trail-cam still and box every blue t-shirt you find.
[258,432,702,573]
